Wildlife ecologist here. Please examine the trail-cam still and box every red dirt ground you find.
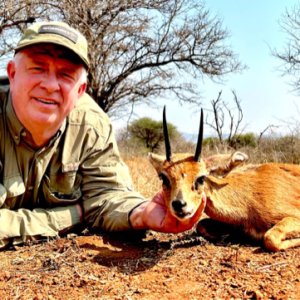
[0,229,299,300]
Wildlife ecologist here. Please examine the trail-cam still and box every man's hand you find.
[129,191,206,233]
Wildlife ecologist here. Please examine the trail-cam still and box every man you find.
[0,21,204,249]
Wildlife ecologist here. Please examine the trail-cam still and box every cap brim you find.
[15,39,89,69]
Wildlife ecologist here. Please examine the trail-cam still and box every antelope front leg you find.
[264,217,300,251]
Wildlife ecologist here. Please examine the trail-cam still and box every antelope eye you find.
[159,173,171,188]
[194,175,206,189]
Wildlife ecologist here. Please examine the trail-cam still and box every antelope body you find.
[150,107,300,251]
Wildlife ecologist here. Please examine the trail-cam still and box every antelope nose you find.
[172,199,187,212]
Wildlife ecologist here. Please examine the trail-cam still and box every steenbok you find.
[149,107,300,251]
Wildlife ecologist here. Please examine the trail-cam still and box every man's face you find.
[7,44,87,139]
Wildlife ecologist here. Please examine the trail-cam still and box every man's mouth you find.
[35,97,58,105]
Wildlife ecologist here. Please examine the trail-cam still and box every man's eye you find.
[60,72,73,79]
[159,173,171,188]
[30,67,43,71]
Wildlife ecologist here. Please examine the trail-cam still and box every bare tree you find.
[205,90,245,145]
[0,0,243,119]
[257,124,278,145]
[273,4,300,92]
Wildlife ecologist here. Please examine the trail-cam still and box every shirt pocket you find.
[41,170,82,207]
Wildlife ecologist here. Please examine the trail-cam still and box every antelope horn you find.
[194,108,204,162]
[163,106,171,161]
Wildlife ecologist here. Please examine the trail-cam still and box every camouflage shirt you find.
[0,77,145,248]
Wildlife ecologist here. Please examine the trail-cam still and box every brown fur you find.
[149,152,300,251]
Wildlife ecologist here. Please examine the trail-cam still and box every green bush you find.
[229,133,257,149]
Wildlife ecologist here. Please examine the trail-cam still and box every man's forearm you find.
[0,204,82,248]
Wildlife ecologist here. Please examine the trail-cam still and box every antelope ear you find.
[206,175,228,188]
[205,151,249,177]
[231,151,249,165]
[148,153,166,173]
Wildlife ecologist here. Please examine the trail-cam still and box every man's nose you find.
[40,73,60,93]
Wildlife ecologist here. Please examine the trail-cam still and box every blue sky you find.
[115,0,300,138]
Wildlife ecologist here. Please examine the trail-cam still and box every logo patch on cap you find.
[39,24,78,44]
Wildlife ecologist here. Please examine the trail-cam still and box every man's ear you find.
[77,82,87,98]
[6,61,16,82]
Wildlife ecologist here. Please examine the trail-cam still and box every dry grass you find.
[118,118,300,165]
[124,156,161,198]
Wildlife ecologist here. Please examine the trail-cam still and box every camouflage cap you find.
[15,21,89,68]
